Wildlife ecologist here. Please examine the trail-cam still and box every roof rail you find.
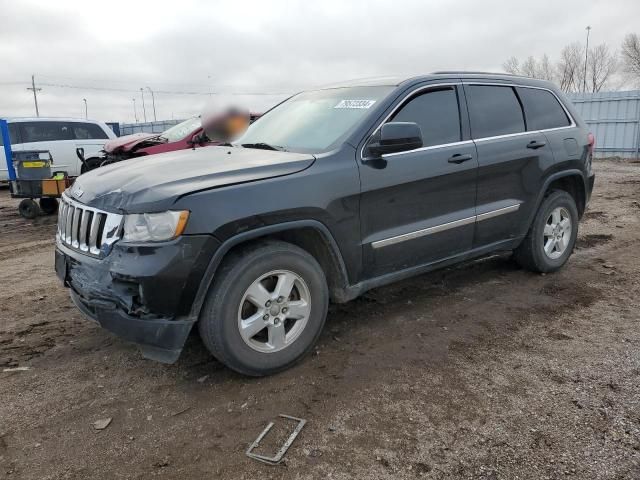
[431,70,526,78]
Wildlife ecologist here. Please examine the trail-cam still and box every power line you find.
[36,81,291,96]
[36,72,227,89]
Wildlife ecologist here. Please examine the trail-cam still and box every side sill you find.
[338,237,521,302]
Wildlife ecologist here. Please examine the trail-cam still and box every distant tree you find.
[521,56,540,78]
[503,56,520,75]
[502,54,555,81]
[587,44,618,92]
[538,54,555,81]
[621,33,640,82]
[556,42,584,92]
[503,42,618,93]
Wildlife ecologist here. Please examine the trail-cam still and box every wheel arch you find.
[528,170,587,229]
[190,220,352,319]
[544,171,587,218]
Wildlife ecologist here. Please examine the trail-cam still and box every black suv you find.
[55,72,595,376]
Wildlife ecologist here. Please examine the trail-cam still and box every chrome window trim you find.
[382,140,474,158]
[360,82,462,161]
[360,80,577,160]
[371,203,521,249]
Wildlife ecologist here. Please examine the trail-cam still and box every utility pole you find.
[83,98,88,119]
[583,26,591,93]
[132,98,138,123]
[27,74,41,117]
[146,87,157,121]
[140,88,147,123]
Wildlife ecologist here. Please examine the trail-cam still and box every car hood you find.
[71,146,315,212]
[103,132,161,153]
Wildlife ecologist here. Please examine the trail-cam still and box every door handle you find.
[527,140,546,149]
[447,153,473,164]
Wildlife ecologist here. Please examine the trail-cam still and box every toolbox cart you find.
[1,119,73,219]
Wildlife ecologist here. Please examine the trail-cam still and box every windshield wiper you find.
[241,142,287,152]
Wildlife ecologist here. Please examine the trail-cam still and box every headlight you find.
[122,210,189,242]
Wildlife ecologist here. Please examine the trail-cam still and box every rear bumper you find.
[586,172,595,205]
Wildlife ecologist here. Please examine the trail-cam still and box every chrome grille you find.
[57,193,123,257]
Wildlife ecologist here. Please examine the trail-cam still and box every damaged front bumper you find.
[55,234,219,363]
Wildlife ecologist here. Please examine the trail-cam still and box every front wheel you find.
[18,199,39,219]
[198,240,329,376]
[514,190,579,273]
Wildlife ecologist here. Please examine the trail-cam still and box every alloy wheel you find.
[237,270,312,353]
[543,207,572,259]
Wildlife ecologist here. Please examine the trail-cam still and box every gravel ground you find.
[0,158,639,479]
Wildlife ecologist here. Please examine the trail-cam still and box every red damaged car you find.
[80,114,260,172]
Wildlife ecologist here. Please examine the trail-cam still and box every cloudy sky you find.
[1,0,638,123]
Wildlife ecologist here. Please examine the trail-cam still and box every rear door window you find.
[19,122,73,143]
[517,87,571,131]
[389,87,462,147]
[466,85,525,139]
[72,122,109,140]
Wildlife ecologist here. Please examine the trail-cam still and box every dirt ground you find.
[1,159,639,479]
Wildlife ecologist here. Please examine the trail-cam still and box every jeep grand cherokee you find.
[55,72,595,376]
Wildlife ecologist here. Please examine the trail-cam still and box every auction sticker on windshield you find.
[334,100,376,109]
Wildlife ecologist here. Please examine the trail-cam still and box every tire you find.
[39,197,58,215]
[198,240,329,376]
[18,199,39,219]
[514,190,579,273]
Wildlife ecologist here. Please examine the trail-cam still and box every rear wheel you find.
[514,190,578,273]
[39,197,58,215]
[198,240,329,376]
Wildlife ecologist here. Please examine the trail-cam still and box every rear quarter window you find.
[72,122,109,140]
[517,87,571,131]
[466,85,525,139]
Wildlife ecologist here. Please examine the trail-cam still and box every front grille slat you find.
[58,202,67,239]
[71,207,81,248]
[57,193,123,258]
[65,205,74,242]
[89,213,103,255]
[79,211,90,251]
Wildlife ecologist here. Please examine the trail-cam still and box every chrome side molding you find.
[371,203,521,249]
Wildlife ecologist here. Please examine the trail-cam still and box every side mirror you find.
[367,122,423,158]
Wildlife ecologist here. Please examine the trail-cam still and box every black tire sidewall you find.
[531,191,579,271]
[200,244,328,375]
[18,199,39,219]
[39,197,58,215]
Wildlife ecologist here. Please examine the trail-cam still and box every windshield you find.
[161,117,202,142]
[235,86,394,153]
